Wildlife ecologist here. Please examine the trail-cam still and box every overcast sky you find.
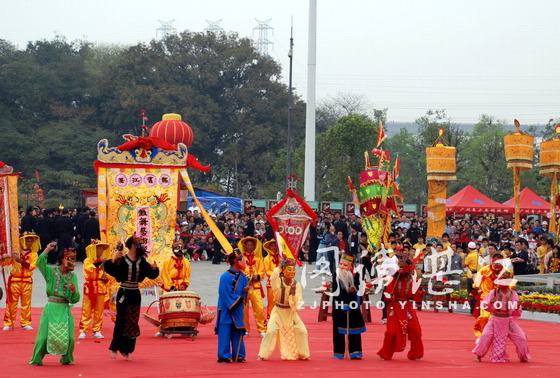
[2,0,560,125]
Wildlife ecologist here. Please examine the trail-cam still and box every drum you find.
[159,291,201,330]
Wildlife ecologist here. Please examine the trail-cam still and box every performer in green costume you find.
[30,243,80,366]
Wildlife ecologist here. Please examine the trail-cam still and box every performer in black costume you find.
[104,235,159,360]
[331,253,366,359]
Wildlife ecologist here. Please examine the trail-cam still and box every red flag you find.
[393,156,401,179]
[376,121,387,147]
[347,176,356,192]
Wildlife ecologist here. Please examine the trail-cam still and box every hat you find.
[19,232,41,254]
[467,241,477,249]
[341,254,354,263]
[181,221,188,226]
[85,239,111,261]
[542,221,548,225]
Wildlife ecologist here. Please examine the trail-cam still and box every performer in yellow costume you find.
[3,232,40,331]
[78,239,110,339]
[161,240,191,291]
[473,253,512,338]
[262,239,280,318]
[258,258,309,360]
[239,236,267,336]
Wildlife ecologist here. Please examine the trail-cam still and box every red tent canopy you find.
[446,185,511,214]
[502,187,551,215]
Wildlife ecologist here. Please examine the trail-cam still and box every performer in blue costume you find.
[216,249,249,363]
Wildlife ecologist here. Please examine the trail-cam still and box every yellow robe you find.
[160,255,191,291]
[242,252,267,333]
[537,245,549,274]
[258,267,309,360]
[79,258,108,333]
[3,249,37,327]
[263,253,280,317]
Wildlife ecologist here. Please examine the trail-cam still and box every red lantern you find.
[36,189,44,194]
[33,185,39,189]
[149,113,194,147]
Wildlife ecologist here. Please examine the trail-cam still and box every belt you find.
[120,281,139,289]
[493,313,510,318]
[275,303,290,309]
[48,296,69,304]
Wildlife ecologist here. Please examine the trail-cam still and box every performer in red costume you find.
[377,251,424,361]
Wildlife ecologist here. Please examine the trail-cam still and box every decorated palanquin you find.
[0,162,20,265]
[94,132,231,283]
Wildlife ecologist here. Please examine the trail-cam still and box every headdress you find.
[341,254,354,263]
[494,270,517,287]
[281,258,296,270]
[18,232,41,254]
[227,248,243,263]
[85,239,110,261]
[172,240,184,249]
[63,248,77,259]
[238,236,263,259]
[263,239,278,255]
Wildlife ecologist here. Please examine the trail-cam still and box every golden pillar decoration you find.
[539,124,560,235]
[426,128,456,239]
[503,120,534,232]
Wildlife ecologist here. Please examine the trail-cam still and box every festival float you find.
[95,112,222,337]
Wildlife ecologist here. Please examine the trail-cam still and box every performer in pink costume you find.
[472,273,530,363]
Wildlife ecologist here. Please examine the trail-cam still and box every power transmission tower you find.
[204,19,225,33]
[253,19,273,55]
[156,19,177,39]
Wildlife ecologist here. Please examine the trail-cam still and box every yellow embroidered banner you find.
[0,164,20,265]
[95,136,188,267]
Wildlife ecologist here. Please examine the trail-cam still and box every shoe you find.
[78,332,87,339]
[110,351,117,359]
[217,358,231,363]
[121,353,131,361]
[259,332,266,337]
[93,331,104,339]
[233,357,245,363]
[244,332,249,336]
[380,319,387,324]
[22,325,34,331]
[3,326,12,331]
[155,332,162,337]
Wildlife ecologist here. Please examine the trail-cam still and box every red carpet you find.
[1,306,558,377]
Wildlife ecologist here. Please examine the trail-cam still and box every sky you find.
[2,0,560,126]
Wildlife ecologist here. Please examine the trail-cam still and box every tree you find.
[315,114,377,200]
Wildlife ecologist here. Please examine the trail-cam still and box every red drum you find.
[159,291,201,330]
